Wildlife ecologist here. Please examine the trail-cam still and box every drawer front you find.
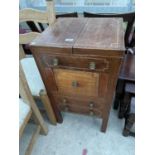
[53,69,100,97]
[53,94,105,118]
[41,54,110,72]
[53,94,105,109]
[59,104,102,118]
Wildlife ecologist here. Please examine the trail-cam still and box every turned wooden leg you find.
[123,113,135,137]
[39,89,57,125]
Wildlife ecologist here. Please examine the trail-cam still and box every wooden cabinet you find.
[30,18,125,132]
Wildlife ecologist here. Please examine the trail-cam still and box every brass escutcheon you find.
[72,81,78,88]
[89,62,96,70]
[53,58,58,66]
[89,102,94,109]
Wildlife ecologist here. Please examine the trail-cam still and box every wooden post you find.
[46,0,56,27]
[19,44,26,60]
[39,89,57,125]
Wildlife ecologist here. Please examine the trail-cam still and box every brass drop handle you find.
[89,110,94,116]
[52,58,59,66]
[89,62,96,70]
[72,81,78,88]
[63,98,67,104]
[89,102,94,109]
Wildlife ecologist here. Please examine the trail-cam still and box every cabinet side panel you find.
[31,47,63,123]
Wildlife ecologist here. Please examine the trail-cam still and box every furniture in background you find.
[114,57,135,137]
[114,54,135,111]
[114,48,135,137]
[30,18,125,132]
[123,96,135,137]
[119,82,135,118]
[21,11,78,55]
[20,0,56,55]
[19,63,48,155]
[83,12,135,50]
[56,12,78,18]
[26,12,78,33]
[19,0,57,125]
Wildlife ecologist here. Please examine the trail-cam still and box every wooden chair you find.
[19,0,57,125]
[56,12,78,18]
[22,11,78,55]
[26,12,78,34]
[83,12,135,49]
[119,82,135,118]
[113,54,135,110]
[20,0,56,32]
[19,62,48,155]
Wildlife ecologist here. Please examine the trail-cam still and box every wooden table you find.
[30,18,125,132]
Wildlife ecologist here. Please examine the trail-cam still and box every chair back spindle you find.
[19,0,56,58]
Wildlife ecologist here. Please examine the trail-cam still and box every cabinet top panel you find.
[74,18,125,51]
[30,18,125,55]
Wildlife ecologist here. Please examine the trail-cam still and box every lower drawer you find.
[53,94,105,109]
[58,104,103,118]
[53,94,105,118]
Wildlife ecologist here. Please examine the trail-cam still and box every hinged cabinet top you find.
[30,18,125,55]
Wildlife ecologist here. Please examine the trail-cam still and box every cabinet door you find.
[53,68,99,97]
[39,53,110,98]
[43,68,109,98]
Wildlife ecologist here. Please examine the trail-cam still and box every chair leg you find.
[123,113,135,137]
[25,125,41,155]
[113,79,125,110]
[20,110,32,139]
[39,89,57,125]
[119,92,131,118]
[113,93,120,110]
[20,63,48,135]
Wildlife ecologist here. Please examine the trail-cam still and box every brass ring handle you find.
[72,81,78,88]
[89,102,94,109]
[52,58,59,66]
[63,98,67,103]
[89,62,96,70]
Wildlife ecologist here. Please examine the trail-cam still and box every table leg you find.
[49,95,63,123]
[101,113,109,132]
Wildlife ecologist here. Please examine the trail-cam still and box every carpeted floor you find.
[19,109,135,155]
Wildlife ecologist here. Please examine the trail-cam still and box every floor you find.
[19,109,135,155]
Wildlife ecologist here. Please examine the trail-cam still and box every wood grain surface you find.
[53,69,99,97]
[30,18,125,132]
